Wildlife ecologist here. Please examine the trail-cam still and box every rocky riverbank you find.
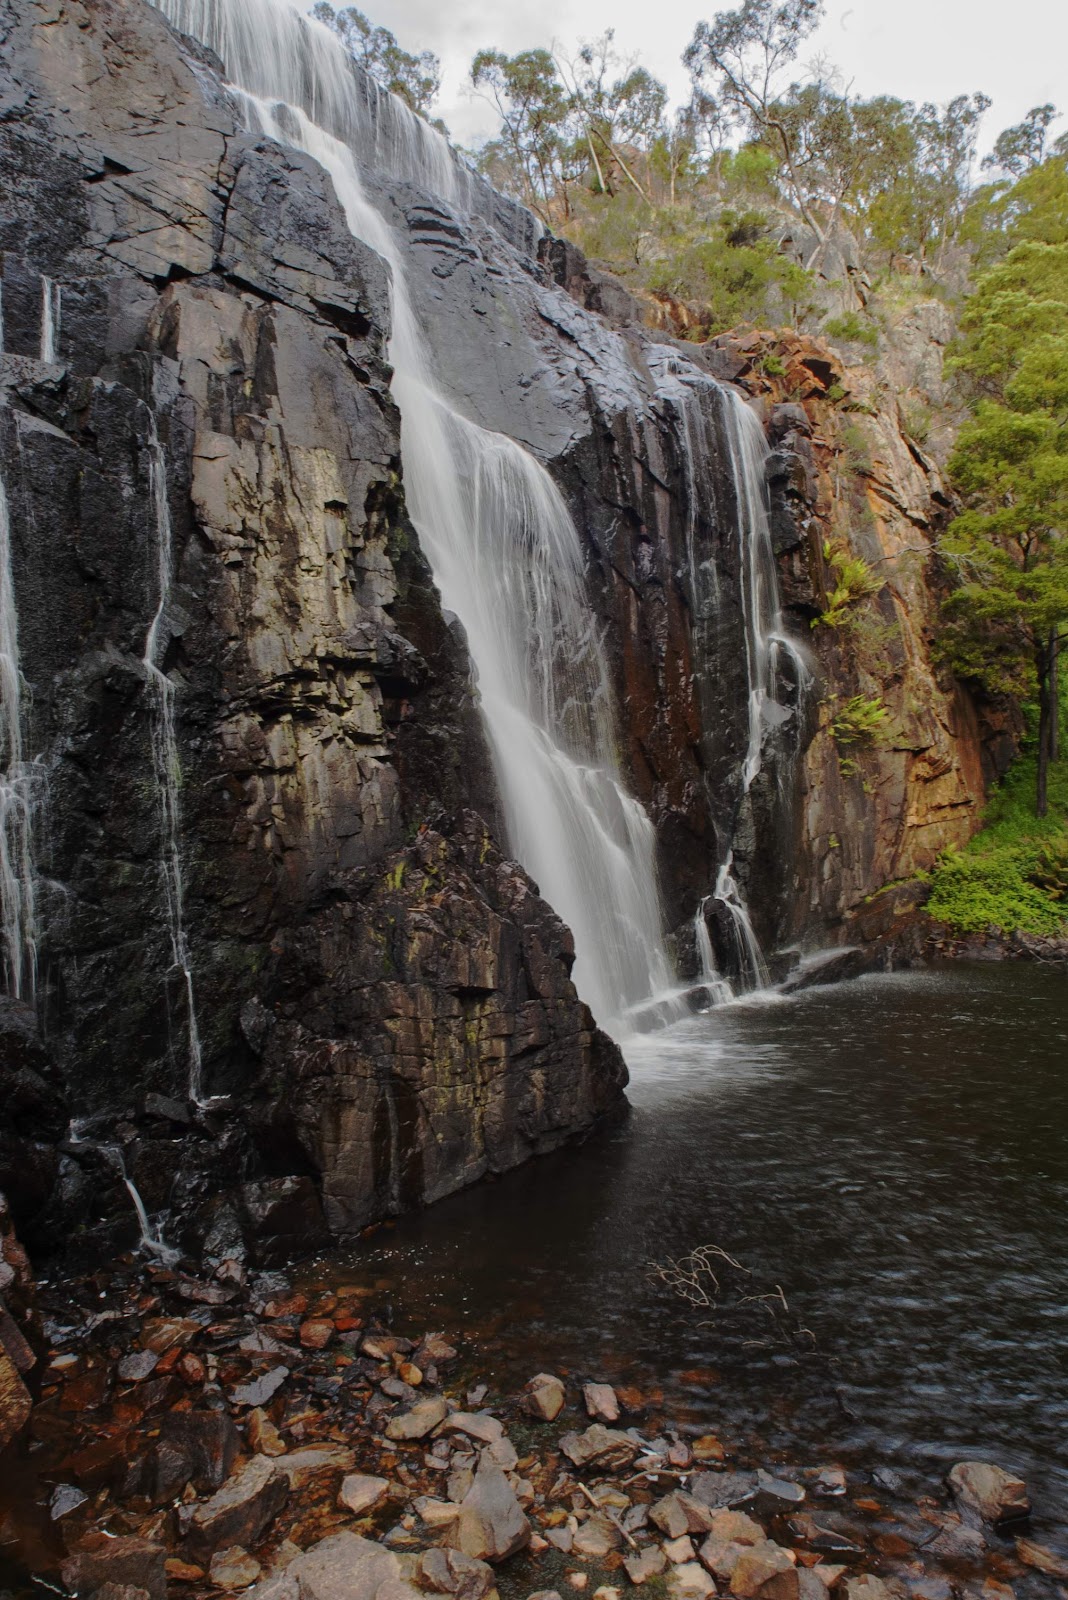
[3,1235,1067,1600]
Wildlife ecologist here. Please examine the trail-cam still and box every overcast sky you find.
[361,0,1068,158]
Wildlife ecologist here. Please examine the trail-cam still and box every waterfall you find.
[143,416,205,1102]
[149,0,539,253]
[69,1120,179,1261]
[139,0,676,1037]
[692,899,732,1006]
[245,95,675,1033]
[652,365,808,999]
[719,388,812,793]
[40,277,60,364]
[714,855,771,992]
[0,436,39,1001]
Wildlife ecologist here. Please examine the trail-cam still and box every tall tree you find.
[941,168,1068,814]
[683,0,829,245]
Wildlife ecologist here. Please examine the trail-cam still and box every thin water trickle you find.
[0,433,39,1001]
[142,416,205,1102]
[68,1120,178,1261]
[39,277,60,365]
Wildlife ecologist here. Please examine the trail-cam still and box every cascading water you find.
[144,0,678,1036]
[653,360,807,999]
[720,388,811,793]
[246,96,676,1033]
[0,429,39,1001]
[143,415,205,1102]
[40,276,60,364]
[692,899,732,1007]
[69,1120,178,1261]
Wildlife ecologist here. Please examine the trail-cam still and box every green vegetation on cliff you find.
[926,718,1068,936]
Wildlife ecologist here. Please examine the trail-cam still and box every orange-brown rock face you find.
[703,327,1013,946]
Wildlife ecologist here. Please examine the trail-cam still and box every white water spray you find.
[714,854,771,992]
[0,439,39,1000]
[40,277,60,364]
[143,417,205,1102]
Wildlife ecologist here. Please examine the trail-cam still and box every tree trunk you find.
[1035,635,1053,818]
[1051,628,1060,763]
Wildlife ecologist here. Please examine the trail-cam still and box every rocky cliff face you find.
[699,326,1012,947]
[0,0,1001,1266]
[0,0,625,1261]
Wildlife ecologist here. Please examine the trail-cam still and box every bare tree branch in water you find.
[647,1243,823,1358]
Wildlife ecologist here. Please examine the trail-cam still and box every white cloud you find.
[364,0,1068,156]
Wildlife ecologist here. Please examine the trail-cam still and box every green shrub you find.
[816,541,883,626]
[926,717,1068,936]
[823,311,879,349]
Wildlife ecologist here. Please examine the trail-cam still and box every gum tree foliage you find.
[311,3,441,115]
[941,157,1068,815]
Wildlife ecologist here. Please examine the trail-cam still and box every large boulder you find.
[185,1456,289,1561]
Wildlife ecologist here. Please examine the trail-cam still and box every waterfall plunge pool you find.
[310,962,1068,1513]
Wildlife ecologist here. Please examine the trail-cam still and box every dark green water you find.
[336,964,1068,1512]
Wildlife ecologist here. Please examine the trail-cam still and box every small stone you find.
[273,1446,355,1487]
[185,1455,288,1561]
[810,1468,846,1497]
[560,1425,639,1472]
[118,1350,159,1383]
[651,1493,717,1540]
[397,1361,423,1387]
[947,1463,1030,1528]
[546,1528,574,1554]
[573,1514,620,1558]
[248,1408,286,1457]
[418,1547,496,1600]
[593,1588,621,1600]
[339,1474,390,1516]
[164,1561,204,1583]
[667,1562,716,1599]
[300,1319,335,1350]
[691,1437,726,1464]
[208,1547,262,1590]
[229,1366,289,1408]
[663,1537,696,1564]
[442,1412,505,1445]
[416,1497,462,1528]
[50,1484,88,1520]
[1015,1539,1068,1580]
[835,1580,893,1600]
[785,1516,862,1556]
[567,1575,589,1591]
[625,1548,668,1586]
[668,1443,693,1470]
[386,1396,449,1441]
[264,1294,307,1320]
[752,1473,805,1515]
[729,1543,799,1600]
[529,1593,564,1600]
[176,1352,206,1385]
[61,1539,167,1600]
[526,1374,566,1423]
[583,1384,620,1423]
